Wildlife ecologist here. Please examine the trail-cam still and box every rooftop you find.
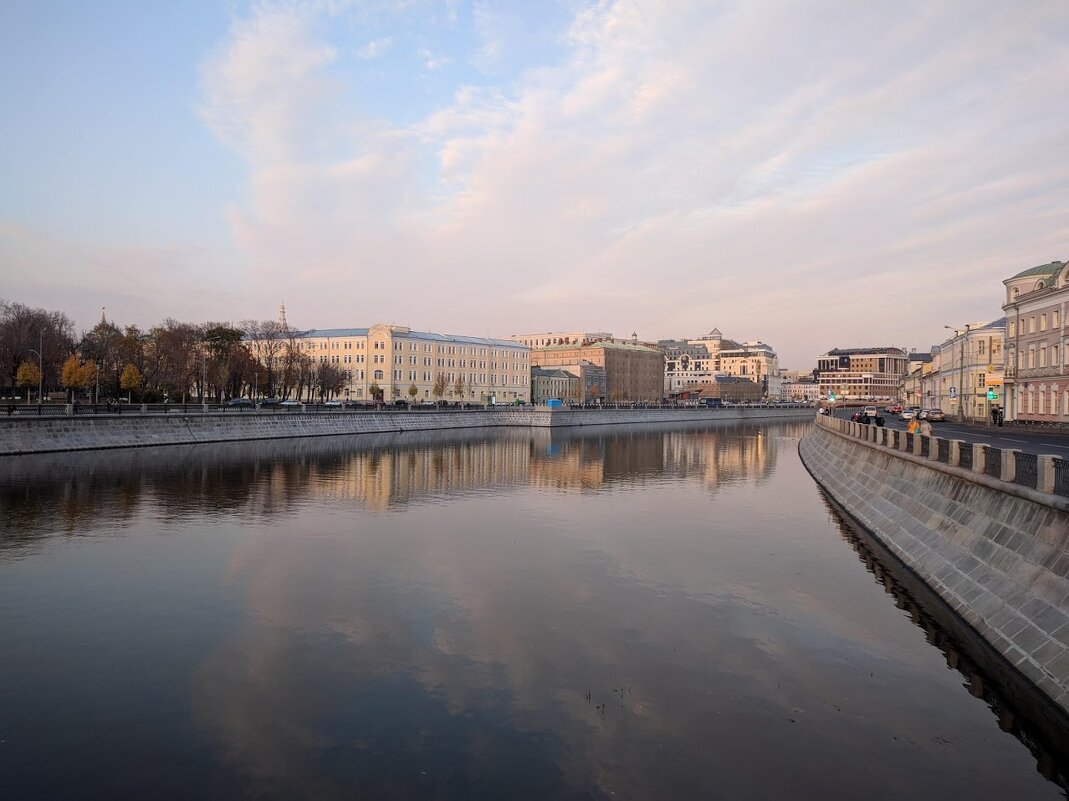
[821,347,907,357]
[1007,260,1064,281]
[288,327,525,348]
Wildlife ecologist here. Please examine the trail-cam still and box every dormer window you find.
[1012,287,1020,299]
[1037,281,1045,290]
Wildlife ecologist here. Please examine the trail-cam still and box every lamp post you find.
[945,324,971,423]
[27,329,43,405]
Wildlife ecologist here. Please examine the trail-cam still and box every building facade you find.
[507,331,614,349]
[932,319,1005,423]
[1002,260,1068,423]
[531,341,663,402]
[531,367,578,404]
[661,329,779,398]
[259,323,530,404]
[816,347,909,400]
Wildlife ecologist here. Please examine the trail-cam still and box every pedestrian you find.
[918,417,933,437]
[907,416,920,434]
[990,406,998,426]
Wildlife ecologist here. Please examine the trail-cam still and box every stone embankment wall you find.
[0,406,809,456]
[799,414,1069,715]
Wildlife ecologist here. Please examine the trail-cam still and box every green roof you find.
[1009,260,1063,280]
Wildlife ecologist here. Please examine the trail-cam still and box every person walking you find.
[907,416,920,434]
[918,416,933,437]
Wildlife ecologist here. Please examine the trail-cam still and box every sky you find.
[1,0,1067,368]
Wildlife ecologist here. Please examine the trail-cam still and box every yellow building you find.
[278,323,531,403]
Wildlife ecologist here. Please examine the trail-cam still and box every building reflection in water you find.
[823,495,1069,792]
[0,420,802,547]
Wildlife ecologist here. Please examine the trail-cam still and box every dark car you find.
[226,398,254,408]
[393,399,408,408]
[259,397,281,407]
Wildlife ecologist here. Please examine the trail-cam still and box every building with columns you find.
[1002,260,1068,423]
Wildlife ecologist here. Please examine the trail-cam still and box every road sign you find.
[987,389,998,400]
[949,386,957,398]
[829,393,836,401]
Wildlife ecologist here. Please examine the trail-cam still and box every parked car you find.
[260,397,281,407]
[323,400,343,407]
[926,408,945,422]
[226,398,254,408]
[280,399,302,408]
[393,399,408,408]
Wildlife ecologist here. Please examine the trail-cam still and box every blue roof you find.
[290,327,525,348]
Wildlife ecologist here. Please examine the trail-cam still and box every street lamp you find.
[27,329,43,405]
[945,324,971,423]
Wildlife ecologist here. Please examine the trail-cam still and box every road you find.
[829,408,1069,461]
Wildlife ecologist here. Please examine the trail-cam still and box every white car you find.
[900,409,916,421]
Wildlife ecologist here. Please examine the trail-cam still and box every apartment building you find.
[932,320,1005,423]
[816,347,909,400]
[1002,260,1068,423]
[264,323,530,403]
[531,341,663,402]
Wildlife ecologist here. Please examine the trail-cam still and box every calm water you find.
[1,421,1066,800]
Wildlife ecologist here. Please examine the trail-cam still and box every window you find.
[1052,345,1059,367]
[1041,314,1048,331]
[1029,317,1036,334]
[1040,347,1047,368]
[1054,310,1060,328]
[374,370,383,380]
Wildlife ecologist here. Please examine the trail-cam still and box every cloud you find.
[357,36,392,59]
[195,0,1069,366]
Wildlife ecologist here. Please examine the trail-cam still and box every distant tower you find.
[279,302,288,329]
[631,331,638,344]
[100,306,107,325]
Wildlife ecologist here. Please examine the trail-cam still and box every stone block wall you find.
[0,406,811,455]
[799,420,1069,714]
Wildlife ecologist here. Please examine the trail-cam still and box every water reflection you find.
[0,421,796,550]
[1,420,1065,800]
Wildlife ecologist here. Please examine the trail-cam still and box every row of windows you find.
[1009,310,1062,338]
[1008,344,1066,368]
[1018,385,1069,415]
[299,338,530,358]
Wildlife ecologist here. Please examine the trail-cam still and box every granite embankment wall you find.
[0,406,809,455]
[799,415,1069,715]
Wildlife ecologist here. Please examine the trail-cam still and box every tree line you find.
[1,301,348,403]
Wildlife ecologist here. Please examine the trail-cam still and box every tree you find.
[120,363,142,402]
[16,360,41,403]
[61,355,95,401]
[368,382,382,402]
[433,372,448,401]
[453,374,465,400]
[408,383,418,400]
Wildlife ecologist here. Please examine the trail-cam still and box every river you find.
[0,420,1065,799]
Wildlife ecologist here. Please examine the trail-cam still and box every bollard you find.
[928,436,941,461]
[912,432,923,456]
[971,443,986,474]
[900,430,911,452]
[1000,449,1018,483]
[1036,455,1057,494]
[141,403,148,414]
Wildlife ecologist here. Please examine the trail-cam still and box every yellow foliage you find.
[16,360,41,387]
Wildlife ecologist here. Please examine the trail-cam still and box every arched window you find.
[374,370,384,380]
[1037,281,1045,290]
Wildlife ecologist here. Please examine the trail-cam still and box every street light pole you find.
[27,329,43,405]
[945,323,971,423]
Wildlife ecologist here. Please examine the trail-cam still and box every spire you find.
[279,302,288,329]
[100,306,107,325]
